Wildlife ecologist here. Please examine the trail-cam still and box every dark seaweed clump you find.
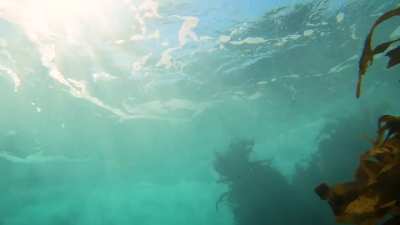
[213,139,298,225]
[213,105,390,225]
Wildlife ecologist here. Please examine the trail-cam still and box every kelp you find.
[315,119,400,225]
[316,7,400,225]
[214,139,298,225]
[376,115,400,146]
[356,7,400,98]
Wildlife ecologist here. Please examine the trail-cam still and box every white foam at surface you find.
[230,37,268,45]
[122,98,211,121]
[0,151,87,164]
[257,81,268,85]
[350,24,358,40]
[178,16,199,47]
[130,30,160,42]
[328,54,358,73]
[92,72,118,82]
[247,92,262,100]
[125,0,162,46]
[336,12,345,23]
[114,40,125,45]
[287,34,302,40]
[139,0,161,19]
[219,35,231,44]
[132,53,152,73]
[282,74,300,79]
[157,47,179,69]
[199,36,214,42]
[303,29,314,37]
[230,23,248,37]
[0,65,21,92]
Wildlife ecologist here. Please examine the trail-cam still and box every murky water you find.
[0,0,399,224]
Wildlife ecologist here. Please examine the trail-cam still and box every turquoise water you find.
[0,0,399,224]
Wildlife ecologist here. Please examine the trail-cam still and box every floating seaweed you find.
[356,7,400,98]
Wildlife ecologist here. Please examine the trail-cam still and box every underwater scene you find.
[0,0,400,224]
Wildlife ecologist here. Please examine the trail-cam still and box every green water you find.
[0,0,399,224]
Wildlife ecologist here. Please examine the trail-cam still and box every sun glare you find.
[18,0,110,38]
[31,0,103,20]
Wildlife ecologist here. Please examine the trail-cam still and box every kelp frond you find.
[315,116,400,225]
[356,7,400,98]
[316,6,400,225]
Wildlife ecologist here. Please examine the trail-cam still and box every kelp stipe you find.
[356,7,400,98]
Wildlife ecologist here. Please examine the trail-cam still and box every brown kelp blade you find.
[373,39,400,55]
[356,7,400,98]
[387,46,400,68]
[315,115,400,225]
